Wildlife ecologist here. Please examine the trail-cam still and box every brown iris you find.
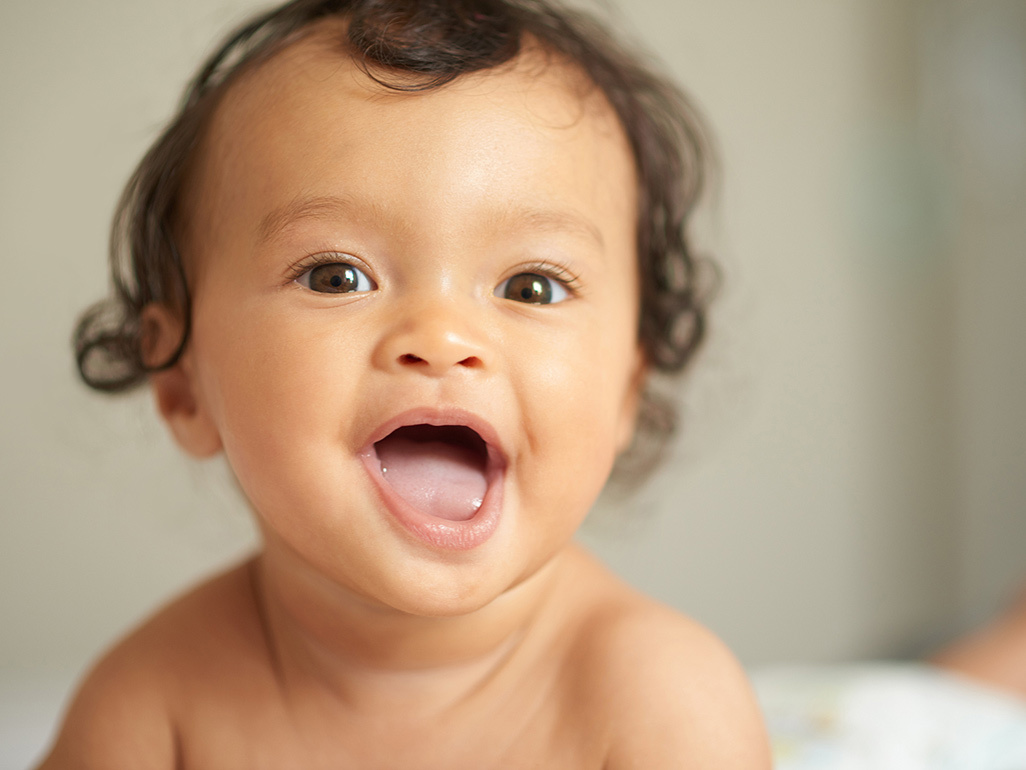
[503,273,553,304]
[308,263,361,293]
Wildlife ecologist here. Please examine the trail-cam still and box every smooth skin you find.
[40,25,770,769]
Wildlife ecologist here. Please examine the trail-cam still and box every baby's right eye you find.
[295,260,376,294]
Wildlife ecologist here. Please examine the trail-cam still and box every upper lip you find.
[359,407,508,472]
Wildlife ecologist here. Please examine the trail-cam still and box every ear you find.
[614,348,648,455]
[141,304,222,458]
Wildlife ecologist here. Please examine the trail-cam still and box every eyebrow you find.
[258,194,362,244]
[258,193,606,251]
[496,205,606,252]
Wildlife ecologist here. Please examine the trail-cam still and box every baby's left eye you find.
[494,273,569,305]
[295,260,376,294]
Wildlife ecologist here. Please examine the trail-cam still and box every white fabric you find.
[753,664,1026,770]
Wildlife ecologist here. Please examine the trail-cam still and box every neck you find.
[247,541,569,710]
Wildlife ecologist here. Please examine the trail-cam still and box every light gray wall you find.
[2,0,1023,731]
[924,0,1026,632]
[583,0,964,664]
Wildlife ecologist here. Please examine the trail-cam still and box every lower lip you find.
[359,451,504,551]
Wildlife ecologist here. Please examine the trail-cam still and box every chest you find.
[172,676,610,769]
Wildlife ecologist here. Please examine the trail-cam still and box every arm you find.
[931,587,1026,699]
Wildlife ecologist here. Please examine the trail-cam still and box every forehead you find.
[180,24,636,264]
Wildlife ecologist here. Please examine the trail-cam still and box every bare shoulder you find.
[37,560,262,770]
[559,547,771,769]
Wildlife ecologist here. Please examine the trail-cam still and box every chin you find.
[363,544,553,621]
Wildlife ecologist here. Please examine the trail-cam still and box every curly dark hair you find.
[74,0,714,475]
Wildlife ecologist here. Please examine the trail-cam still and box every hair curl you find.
[74,0,715,475]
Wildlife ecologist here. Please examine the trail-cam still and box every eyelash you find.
[513,260,582,295]
[285,252,367,284]
[285,253,582,295]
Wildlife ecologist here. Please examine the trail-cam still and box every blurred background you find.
[1,0,1024,764]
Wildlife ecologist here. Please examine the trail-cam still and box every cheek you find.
[515,311,640,510]
[190,304,356,497]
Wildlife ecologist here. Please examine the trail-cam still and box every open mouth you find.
[373,424,491,522]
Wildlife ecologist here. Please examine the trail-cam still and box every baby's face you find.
[174,31,641,615]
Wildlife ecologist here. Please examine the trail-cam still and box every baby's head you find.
[76,0,711,481]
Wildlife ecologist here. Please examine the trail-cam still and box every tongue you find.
[375,436,488,521]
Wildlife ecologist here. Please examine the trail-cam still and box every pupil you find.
[330,274,343,287]
[521,286,534,300]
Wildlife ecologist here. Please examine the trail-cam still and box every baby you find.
[41,0,769,767]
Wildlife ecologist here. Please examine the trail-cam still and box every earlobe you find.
[141,304,222,458]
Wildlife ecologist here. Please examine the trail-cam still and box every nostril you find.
[399,353,425,365]
[457,356,482,368]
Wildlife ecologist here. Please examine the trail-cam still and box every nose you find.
[374,298,488,377]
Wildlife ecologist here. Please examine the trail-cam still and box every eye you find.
[495,273,569,305]
[295,260,376,294]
